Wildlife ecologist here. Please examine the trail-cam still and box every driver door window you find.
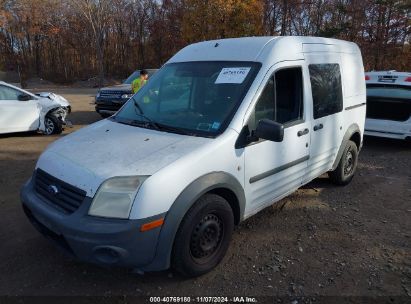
[249,67,304,130]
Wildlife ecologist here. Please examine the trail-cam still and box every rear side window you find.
[309,64,343,119]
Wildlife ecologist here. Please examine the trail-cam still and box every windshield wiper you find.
[155,122,196,136]
[132,100,195,136]
[132,100,160,130]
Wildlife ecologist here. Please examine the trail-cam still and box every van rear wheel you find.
[172,194,234,277]
[329,140,358,185]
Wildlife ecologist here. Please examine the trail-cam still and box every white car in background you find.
[365,71,411,140]
[0,81,71,135]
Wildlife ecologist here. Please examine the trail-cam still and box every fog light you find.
[93,246,127,264]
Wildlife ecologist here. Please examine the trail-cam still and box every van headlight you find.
[88,176,148,219]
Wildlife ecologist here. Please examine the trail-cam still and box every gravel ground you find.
[0,88,410,299]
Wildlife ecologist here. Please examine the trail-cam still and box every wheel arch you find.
[208,187,241,225]
[332,123,362,171]
[142,172,245,272]
[349,131,361,150]
[38,106,62,132]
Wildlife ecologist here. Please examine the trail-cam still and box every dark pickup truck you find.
[95,69,157,117]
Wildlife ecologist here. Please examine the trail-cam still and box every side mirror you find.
[18,94,31,101]
[254,119,284,142]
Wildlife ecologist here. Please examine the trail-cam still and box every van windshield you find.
[114,61,261,137]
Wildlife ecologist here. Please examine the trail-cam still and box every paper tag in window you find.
[211,122,220,129]
[215,67,251,84]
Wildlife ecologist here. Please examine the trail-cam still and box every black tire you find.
[328,140,358,185]
[44,114,62,135]
[172,193,234,277]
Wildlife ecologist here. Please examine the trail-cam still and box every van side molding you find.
[142,172,245,271]
[332,124,361,171]
[249,155,309,184]
[345,102,366,111]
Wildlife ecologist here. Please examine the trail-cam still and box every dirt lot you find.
[0,88,410,299]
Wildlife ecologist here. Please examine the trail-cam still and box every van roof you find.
[365,70,411,86]
[167,36,360,64]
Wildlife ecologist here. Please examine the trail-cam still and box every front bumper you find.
[364,129,411,140]
[95,98,126,116]
[21,177,164,268]
[365,118,411,140]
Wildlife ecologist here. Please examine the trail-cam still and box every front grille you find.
[34,169,86,214]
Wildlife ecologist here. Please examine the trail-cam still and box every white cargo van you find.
[364,71,411,140]
[21,36,366,277]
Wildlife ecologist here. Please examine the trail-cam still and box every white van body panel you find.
[37,119,212,198]
[130,128,243,219]
[242,60,310,216]
[168,37,279,63]
[303,44,365,183]
[303,53,344,181]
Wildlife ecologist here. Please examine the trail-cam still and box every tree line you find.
[0,0,410,85]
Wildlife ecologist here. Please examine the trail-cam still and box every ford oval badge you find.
[47,185,59,196]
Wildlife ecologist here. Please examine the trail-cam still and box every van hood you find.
[36,119,211,196]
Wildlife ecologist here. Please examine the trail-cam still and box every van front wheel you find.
[172,194,234,277]
[329,140,358,185]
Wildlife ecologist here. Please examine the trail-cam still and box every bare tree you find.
[71,0,112,87]
[1,0,410,83]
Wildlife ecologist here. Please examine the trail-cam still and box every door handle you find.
[297,128,309,137]
[313,123,323,131]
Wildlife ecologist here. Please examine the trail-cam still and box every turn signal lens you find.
[140,218,164,232]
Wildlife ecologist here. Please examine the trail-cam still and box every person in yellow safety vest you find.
[131,69,149,94]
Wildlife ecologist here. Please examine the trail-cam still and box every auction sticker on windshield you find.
[215,67,251,84]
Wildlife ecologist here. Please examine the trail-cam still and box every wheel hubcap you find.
[190,214,223,260]
[45,118,55,135]
[344,149,354,176]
